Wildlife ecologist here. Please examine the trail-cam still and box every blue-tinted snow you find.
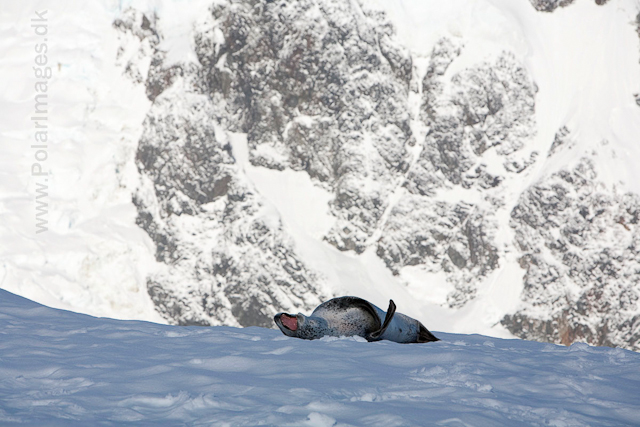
[1,289,639,426]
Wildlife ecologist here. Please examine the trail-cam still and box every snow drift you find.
[1,289,640,426]
[2,0,640,350]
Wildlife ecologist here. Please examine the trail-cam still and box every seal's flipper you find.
[368,299,396,341]
[417,322,439,343]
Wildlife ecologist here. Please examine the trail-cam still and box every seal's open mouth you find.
[281,314,298,331]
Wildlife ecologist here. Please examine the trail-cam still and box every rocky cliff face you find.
[114,0,640,350]
[504,157,640,349]
[528,0,611,12]
[194,0,415,254]
[118,0,418,328]
[528,0,575,12]
[115,7,328,327]
[377,38,537,307]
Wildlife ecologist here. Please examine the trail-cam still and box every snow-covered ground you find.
[1,289,639,426]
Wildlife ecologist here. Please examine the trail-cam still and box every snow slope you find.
[2,289,640,426]
[0,0,163,322]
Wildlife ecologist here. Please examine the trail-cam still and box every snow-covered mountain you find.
[2,288,640,425]
[2,0,640,350]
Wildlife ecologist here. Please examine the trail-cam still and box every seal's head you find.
[274,312,329,340]
[274,312,300,337]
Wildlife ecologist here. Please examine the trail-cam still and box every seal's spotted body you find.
[274,297,439,344]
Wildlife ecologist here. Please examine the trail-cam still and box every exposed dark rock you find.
[529,0,609,11]
[377,197,499,307]
[637,12,640,70]
[548,126,571,157]
[134,111,328,325]
[195,0,415,253]
[504,158,640,351]
[377,39,537,308]
[409,43,537,194]
[113,9,160,84]
[113,8,159,44]
[121,12,329,326]
[528,0,576,12]
[504,151,539,174]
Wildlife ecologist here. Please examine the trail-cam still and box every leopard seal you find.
[274,296,439,343]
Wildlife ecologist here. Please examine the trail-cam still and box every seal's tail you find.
[368,299,397,341]
[417,323,440,343]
